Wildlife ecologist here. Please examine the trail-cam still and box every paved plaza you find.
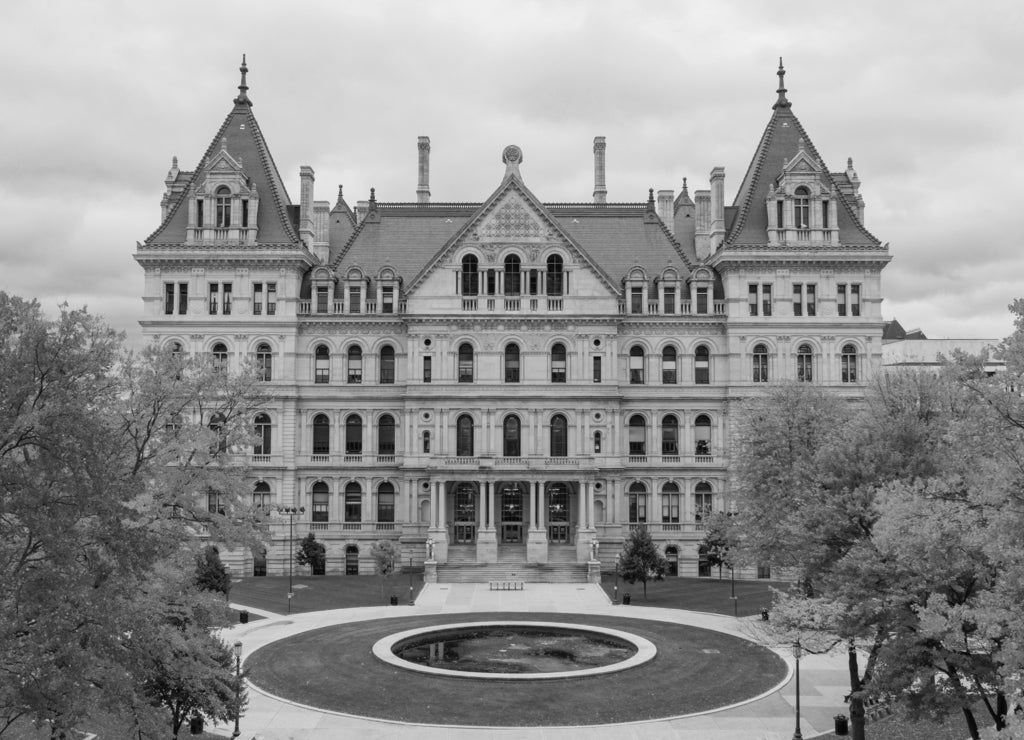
[218,583,852,739]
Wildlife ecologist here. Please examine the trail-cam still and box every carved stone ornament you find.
[479,200,543,240]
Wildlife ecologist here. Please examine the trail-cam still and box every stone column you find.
[527,479,548,563]
[477,480,498,563]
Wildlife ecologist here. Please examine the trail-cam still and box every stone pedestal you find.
[576,528,597,563]
[588,559,602,584]
[424,560,438,583]
[476,528,497,563]
[527,528,548,563]
[427,527,448,564]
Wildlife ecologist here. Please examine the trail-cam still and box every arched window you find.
[377,482,395,523]
[694,481,714,529]
[312,481,330,523]
[503,415,521,457]
[661,415,679,455]
[797,343,813,383]
[252,481,272,512]
[461,255,479,296]
[504,254,521,295]
[628,415,646,456]
[593,430,602,453]
[458,343,474,383]
[347,345,362,384]
[629,345,645,384]
[841,343,858,383]
[551,342,567,383]
[456,414,474,457]
[312,414,330,455]
[211,342,228,373]
[314,345,330,384]
[253,413,272,455]
[379,345,395,384]
[695,344,710,385]
[344,482,362,523]
[662,346,677,384]
[345,414,362,455]
[422,430,431,454]
[546,254,564,296]
[550,414,568,457]
[504,343,520,383]
[215,186,231,228]
[661,482,680,524]
[378,414,396,455]
[794,186,810,229]
[695,414,712,456]
[256,342,272,382]
[752,343,769,383]
[628,481,647,524]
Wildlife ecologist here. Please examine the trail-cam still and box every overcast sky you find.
[2,1,1021,347]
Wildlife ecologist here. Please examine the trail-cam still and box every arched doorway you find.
[665,545,679,577]
[345,545,359,575]
[698,545,711,578]
[499,482,525,543]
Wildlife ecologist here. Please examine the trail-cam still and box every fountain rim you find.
[372,620,657,680]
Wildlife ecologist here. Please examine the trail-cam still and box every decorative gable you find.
[186,137,260,245]
[764,138,838,247]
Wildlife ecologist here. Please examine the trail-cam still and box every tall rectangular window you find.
[222,283,232,315]
[631,287,643,314]
[178,283,188,314]
[628,494,647,524]
[851,284,861,317]
[661,494,680,524]
[241,199,249,228]
[381,286,394,314]
[838,284,848,317]
[164,283,175,315]
[776,200,784,230]
[253,283,263,315]
[423,356,432,383]
[822,200,829,229]
[663,287,675,314]
[696,287,708,314]
[748,284,758,316]
[377,492,395,523]
[266,283,276,315]
[762,284,772,317]
[316,286,328,314]
[208,284,219,315]
[592,356,602,383]
[806,284,816,316]
[793,284,803,317]
[344,493,361,523]
[485,269,496,295]
[349,287,361,314]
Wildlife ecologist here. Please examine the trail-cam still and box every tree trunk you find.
[996,691,1008,730]
[847,644,866,740]
[962,706,980,740]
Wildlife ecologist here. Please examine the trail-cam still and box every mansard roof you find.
[144,61,300,247]
[725,65,881,249]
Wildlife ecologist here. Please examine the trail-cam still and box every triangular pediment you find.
[405,175,619,294]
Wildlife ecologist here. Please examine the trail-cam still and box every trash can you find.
[760,607,769,621]
[390,595,398,606]
[189,715,204,734]
[239,610,249,624]
[623,593,631,605]
[834,714,849,735]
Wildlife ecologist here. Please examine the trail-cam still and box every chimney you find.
[657,190,674,233]
[417,136,431,204]
[709,166,725,250]
[299,166,315,250]
[694,189,711,259]
[593,136,607,204]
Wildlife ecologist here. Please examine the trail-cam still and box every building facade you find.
[135,59,890,579]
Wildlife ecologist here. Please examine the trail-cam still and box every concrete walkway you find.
[217,583,851,739]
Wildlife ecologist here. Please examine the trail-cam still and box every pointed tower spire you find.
[681,177,689,198]
[773,57,791,110]
[234,54,252,106]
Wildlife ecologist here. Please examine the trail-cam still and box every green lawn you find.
[231,572,424,614]
[600,572,786,617]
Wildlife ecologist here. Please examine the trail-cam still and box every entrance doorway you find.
[666,546,678,576]
[500,484,524,543]
[547,484,570,544]
[453,484,477,544]
[345,545,358,575]
[698,545,711,577]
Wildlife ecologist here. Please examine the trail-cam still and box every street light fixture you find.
[792,641,803,740]
[730,563,737,618]
[613,553,620,604]
[231,640,242,738]
[408,554,415,605]
[277,506,305,615]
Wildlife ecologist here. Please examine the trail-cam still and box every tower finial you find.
[773,57,791,110]
[234,54,252,106]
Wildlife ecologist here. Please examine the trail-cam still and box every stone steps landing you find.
[436,562,588,584]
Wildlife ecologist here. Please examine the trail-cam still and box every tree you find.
[0,293,265,737]
[295,533,326,575]
[701,511,735,580]
[195,545,232,599]
[370,540,400,598]
[617,526,668,599]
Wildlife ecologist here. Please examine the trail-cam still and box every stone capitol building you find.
[135,58,889,582]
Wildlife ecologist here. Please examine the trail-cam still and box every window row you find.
[751,343,858,384]
[626,481,716,525]
[461,254,565,297]
[248,481,396,524]
[748,281,861,317]
[162,280,277,316]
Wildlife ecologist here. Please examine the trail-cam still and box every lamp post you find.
[792,641,803,740]
[408,554,415,605]
[730,563,737,618]
[278,506,304,615]
[613,553,620,604]
[231,640,242,738]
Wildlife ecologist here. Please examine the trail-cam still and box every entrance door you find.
[500,484,524,543]
[547,484,570,544]
[345,545,358,575]
[453,484,477,543]
[698,545,711,577]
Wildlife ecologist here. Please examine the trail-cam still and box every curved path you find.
[217,583,852,739]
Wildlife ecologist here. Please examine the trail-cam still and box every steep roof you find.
[144,59,299,247]
[725,63,880,248]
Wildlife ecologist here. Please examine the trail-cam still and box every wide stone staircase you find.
[436,545,589,584]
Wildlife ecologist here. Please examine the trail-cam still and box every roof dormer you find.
[765,138,838,247]
[186,137,260,245]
